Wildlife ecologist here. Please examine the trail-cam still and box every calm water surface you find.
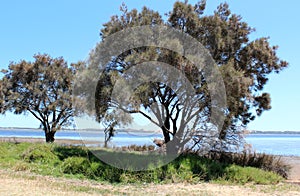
[1,129,299,156]
[245,134,300,156]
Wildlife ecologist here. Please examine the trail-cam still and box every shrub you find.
[223,165,283,185]
[53,145,89,160]
[203,151,290,178]
[89,162,102,176]
[116,144,156,152]
[119,169,163,183]
[61,157,90,175]
[21,144,58,164]
[102,167,123,182]
[13,161,31,171]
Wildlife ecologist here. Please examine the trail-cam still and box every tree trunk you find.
[162,116,171,143]
[166,137,181,155]
[45,131,55,143]
[104,134,109,148]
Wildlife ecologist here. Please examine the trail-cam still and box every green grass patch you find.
[0,142,285,185]
[215,165,282,185]
[204,150,290,178]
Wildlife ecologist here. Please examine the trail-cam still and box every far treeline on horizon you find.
[0,0,296,154]
[1,127,300,135]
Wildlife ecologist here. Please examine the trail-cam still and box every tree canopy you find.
[85,1,288,154]
[0,81,4,114]
[1,54,78,142]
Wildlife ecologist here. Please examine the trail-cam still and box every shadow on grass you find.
[0,142,284,184]
[52,145,230,182]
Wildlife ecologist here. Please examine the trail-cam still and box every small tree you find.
[1,54,78,142]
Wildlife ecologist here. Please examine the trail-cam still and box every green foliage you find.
[0,54,81,142]
[12,161,32,172]
[0,142,286,185]
[222,165,283,185]
[53,145,89,160]
[21,144,59,163]
[88,1,289,154]
[61,157,90,176]
[164,160,197,183]
[0,142,32,165]
[204,151,290,178]
[102,167,123,183]
[0,81,4,114]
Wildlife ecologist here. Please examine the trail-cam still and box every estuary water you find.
[245,134,300,156]
[0,128,299,156]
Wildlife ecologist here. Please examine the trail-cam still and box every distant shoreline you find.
[1,127,300,134]
[0,127,158,133]
[0,137,100,146]
[250,131,300,134]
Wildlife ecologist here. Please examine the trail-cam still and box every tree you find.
[85,1,287,154]
[1,54,78,142]
[0,80,5,114]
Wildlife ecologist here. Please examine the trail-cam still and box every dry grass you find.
[202,150,290,178]
[1,169,300,196]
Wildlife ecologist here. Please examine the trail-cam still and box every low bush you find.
[21,144,59,164]
[222,165,283,184]
[203,151,290,178]
[13,161,31,171]
[53,145,89,160]
[61,156,90,176]
[120,144,156,152]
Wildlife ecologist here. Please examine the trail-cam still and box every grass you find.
[0,142,285,185]
[2,169,299,196]
[204,150,290,178]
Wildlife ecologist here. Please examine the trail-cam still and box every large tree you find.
[1,54,78,142]
[85,1,287,154]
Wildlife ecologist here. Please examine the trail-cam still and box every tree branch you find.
[27,109,43,124]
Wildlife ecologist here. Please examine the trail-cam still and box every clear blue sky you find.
[0,0,299,131]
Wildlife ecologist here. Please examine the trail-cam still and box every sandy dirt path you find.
[1,169,300,196]
[283,156,300,184]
